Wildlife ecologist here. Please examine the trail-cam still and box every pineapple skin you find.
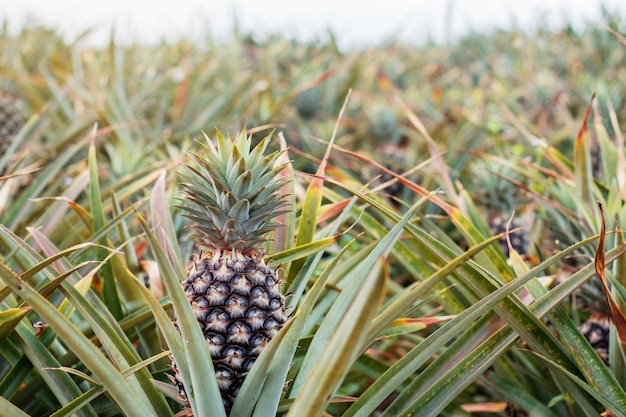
[0,91,24,175]
[0,92,24,140]
[172,129,289,411]
[175,249,286,409]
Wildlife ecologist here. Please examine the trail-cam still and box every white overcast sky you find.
[2,0,625,48]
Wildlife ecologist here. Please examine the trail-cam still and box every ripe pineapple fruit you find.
[173,129,289,411]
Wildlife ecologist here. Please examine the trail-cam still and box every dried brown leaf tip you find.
[594,203,626,344]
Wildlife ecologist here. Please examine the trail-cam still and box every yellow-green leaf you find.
[0,307,30,342]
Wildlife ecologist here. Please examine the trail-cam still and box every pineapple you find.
[0,90,24,142]
[576,280,611,364]
[0,90,24,175]
[173,129,289,411]
[579,313,610,364]
[366,106,411,201]
[468,159,531,256]
[373,141,410,200]
[488,213,531,256]
[293,87,321,120]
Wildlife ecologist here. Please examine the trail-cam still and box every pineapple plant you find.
[172,129,289,411]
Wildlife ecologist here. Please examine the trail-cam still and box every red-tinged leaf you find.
[140,260,162,300]
[285,68,337,101]
[574,93,595,204]
[395,90,459,203]
[67,200,93,232]
[461,402,508,413]
[329,396,358,404]
[325,151,455,217]
[134,240,148,260]
[329,141,429,195]
[172,50,189,122]
[378,316,456,338]
[595,203,626,343]
[318,200,351,224]
[605,97,626,201]
[377,68,393,91]
[395,316,456,327]
[0,167,40,182]
[544,146,577,179]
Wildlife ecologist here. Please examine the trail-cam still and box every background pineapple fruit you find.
[0,90,24,138]
[366,106,412,201]
[293,87,321,120]
[374,141,410,200]
[576,280,611,364]
[468,159,532,256]
[488,213,531,256]
[0,90,25,174]
[173,129,289,411]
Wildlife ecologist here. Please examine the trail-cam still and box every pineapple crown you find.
[178,129,289,253]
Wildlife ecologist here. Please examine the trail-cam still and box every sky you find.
[2,0,625,49]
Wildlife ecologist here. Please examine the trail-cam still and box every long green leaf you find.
[0,263,158,417]
[150,171,183,274]
[14,321,98,417]
[268,235,339,266]
[0,395,31,417]
[345,237,620,417]
[229,319,294,417]
[574,95,595,206]
[87,125,122,319]
[389,245,626,416]
[49,352,173,417]
[286,92,350,286]
[29,228,172,416]
[287,260,385,417]
[244,234,359,417]
[290,196,427,398]
[135,210,226,417]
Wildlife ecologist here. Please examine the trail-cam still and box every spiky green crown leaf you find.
[179,129,289,252]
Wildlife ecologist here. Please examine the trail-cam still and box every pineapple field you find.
[2,9,626,417]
